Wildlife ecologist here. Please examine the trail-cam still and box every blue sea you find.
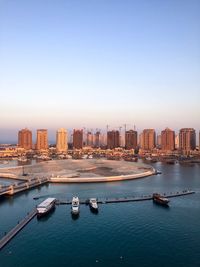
[0,161,200,267]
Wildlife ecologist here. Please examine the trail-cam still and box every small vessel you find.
[37,198,56,217]
[18,157,28,162]
[153,193,169,206]
[71,196,80,215]
[89,198,98,212]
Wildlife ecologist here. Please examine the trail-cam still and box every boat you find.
[37,198,56,217]
[18,157,28,162]
[71,196,80,215]
[152,193,169,206]
[89,198,98,212]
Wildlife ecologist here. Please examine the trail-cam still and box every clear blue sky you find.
[0,0,199,142]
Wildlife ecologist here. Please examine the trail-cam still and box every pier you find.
[0,209,37,250]
[0,177,49,196]
[55,190,195,205]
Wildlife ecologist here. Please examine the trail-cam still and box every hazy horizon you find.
[0,0,199,142]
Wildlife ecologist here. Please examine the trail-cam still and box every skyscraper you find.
[36,129,48,151]
[161,128,175,151]
[179,128,196,152]
[141,129,156,150]
[86,131,93,147]
[94,131,100,148]
[125,130,137,150]
[107,130,120,149]
[175,134,179,149]
[18,128,32,150]
[56,128,68,153]
[73,129,83,149]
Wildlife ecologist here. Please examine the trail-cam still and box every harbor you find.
[0,189,195,251]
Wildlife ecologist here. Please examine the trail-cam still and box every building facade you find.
[56,128,68,153]
[94,131,101,148]
[161,128,175,151]
[73,129,83,149]
[107,130,120,149]
[18,128,32,150]
[86,131,93,147]
[125,130,137,150]
[36,129,48,150]
[179,128,196,152]
[141,129,156,150]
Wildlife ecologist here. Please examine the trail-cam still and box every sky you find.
[0,0,200,142]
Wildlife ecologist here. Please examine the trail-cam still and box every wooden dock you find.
[55,190,195,205]
[0,209,37,250]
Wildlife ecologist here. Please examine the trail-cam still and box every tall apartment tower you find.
[94,131,101,148]
[73,129,83,149]
[107,130,120,149]
[86,131,93,147]
[179,128,196,151]
[125,130,137,150]
[18,128,32,150]
[56,128,68,153]
[199,131,200,152]
[161,128,175,151]
[175,134,179,149]
[141,129,156,150]
[36,129,48,150]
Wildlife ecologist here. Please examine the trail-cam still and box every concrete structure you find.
[36,129,48,151]
[179,128,196,152]
[141,129,156,150]
[18,128,32,150]
[73,129,83,149]
[56,128,68,153]
[161,128,175,151]
[86,131,93,147]
[157,134,161,148]
[107,130,120,149]
[175,134,179,149]
[125,130,137,150]
[94,131,101,148]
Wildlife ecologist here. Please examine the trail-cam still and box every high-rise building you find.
[141,129,156,150]
[161,128,175,151]
[175,134,179,149]
[36,129,48,150]
[179,128,196,151]
[18,128,32,150]
[125,130,137,150]
[157,134,161,148]
[107,130,120,149]
[94,131,100,148]
[86,131,93,147]
[73,129,83,149]
[199,131,200,152]
[56,128,68,153]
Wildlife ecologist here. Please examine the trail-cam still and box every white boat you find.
[89,198,98,211]
[37,198,56,217]
[18,157,28,162]
[71,196,80,214]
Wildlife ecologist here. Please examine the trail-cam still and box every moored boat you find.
[37,198,56,217]
[152,193,169,206]
[71,196,80,215]
[89,198,98,212]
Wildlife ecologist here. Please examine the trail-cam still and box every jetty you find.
[0,209,37,250]
[55,190,195,205]
[0,177,49,197]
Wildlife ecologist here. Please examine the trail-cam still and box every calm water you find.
[0,161,200,267]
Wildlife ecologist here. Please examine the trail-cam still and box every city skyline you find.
[2,126,199,146]
[0,0,200,141]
